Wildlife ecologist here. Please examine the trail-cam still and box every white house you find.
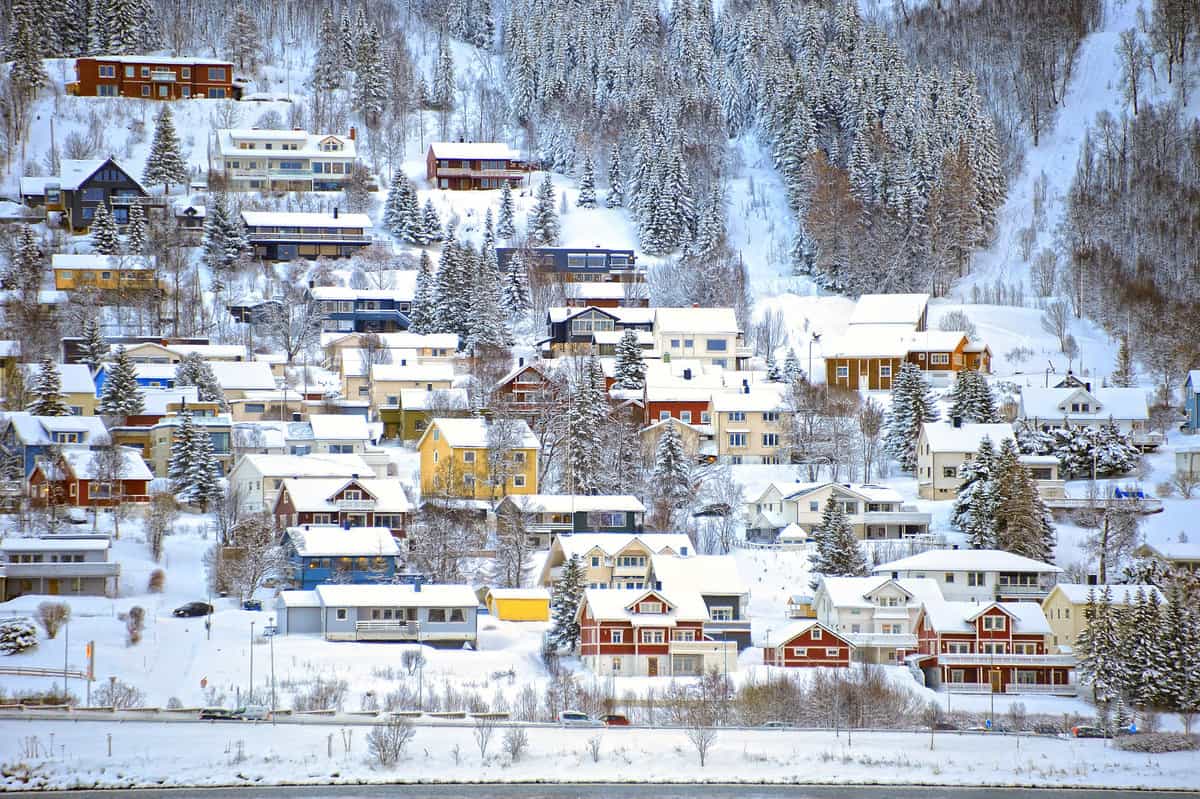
[812,575,944,664]
[1018,386,1157,448]
[228,452,376,512]
[916,420,1015,500]
[745,481,932,541]
[873,548,1062,602]
[210,128,360,192]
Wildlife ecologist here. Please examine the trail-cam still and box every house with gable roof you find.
[762,620,855,667]
[425,142,527,189]
[746,481,931,541]
[1018,385,1158,449]
[280,525,402,589]
[495,493,645,549]
[20,157,155,232]
[1041,583,1167,653]
[873,548,1062,602]
[29,447,152,506]
[648,553,752,650]
[210,128,361,193]
[416,417,539,501]
[0,412,110,478]
[273,476,412,539]
[537,532,693,589]
[916,420,1016,499]
[577,587,738,677]
[812,575,944,664]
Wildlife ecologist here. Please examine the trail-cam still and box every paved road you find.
[28,786,1200,798]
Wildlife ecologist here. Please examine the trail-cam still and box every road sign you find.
[985,718,992,730]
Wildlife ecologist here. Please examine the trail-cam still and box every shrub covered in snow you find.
[0,618,37,655]
[1115,733,1199,753]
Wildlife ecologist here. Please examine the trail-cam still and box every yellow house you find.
[536,532,695,588]
[416,417,539,501]
[21,362,98,416]
[384,387,470,441]
[484,588,551,621]
[51,254,160,292]
[1041,583,1164,653]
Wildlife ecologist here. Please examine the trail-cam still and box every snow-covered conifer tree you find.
[808,495,868,588]
[550,554,585,650]
[143,106,189,193]
[528,173,560,246]
[97,346,145,418]
[576,155,596,208]
[28,356,70,416]
[501,250,530,318]
[783,348,804,384]
[90,202,120,255]
[497,183,516,240]
[408,251,436,333]
[605,142,624,208]
[883,362,939,472]
[613,329,646,389]
[78,317,109,373]
[174,352,226,409]
[951,436,997,547]
[125,203,147,255]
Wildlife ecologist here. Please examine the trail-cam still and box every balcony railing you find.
[435,166,526,178]
[847,633,917,648]
[994,584,1050,596]
[108,195,166,207]
[336,499,376,511]
[0,562,120,579]
[351,620,419,641]
[862,511,933,525]
[937,652,1075,667]
[149,70,177,82]
[944,682,993,694]
[669,639,737,656]
[612,565,649,577]
[246,231,371,242]
[704,619,751,632]
[1005,683,1077,695]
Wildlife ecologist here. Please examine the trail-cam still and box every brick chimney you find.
[348,126,356,141]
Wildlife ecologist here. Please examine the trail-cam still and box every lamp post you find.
[809,333,821,381]
[269,617,277,724]
[248,621,255,706]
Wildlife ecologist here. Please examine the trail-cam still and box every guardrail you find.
[0,665,88,680]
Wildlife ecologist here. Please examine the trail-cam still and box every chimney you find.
[308,279,314,289]
[683,368,692,381]
[348,126,356,141]
[333,207,339,219]
[518,356,525,367]
[951,416,962,428]
[352,473,359,479]
[1085,382,1091,392]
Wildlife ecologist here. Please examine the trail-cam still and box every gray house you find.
[275,583,478,646]
[0,535,120,600]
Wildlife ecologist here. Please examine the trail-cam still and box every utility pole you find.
[62,618,69,699]
[248,621,255,706]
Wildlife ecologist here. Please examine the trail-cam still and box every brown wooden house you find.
[825,328,990,391]
[426,142,526,189]
[29,448,152,507]
[69,56,238,100]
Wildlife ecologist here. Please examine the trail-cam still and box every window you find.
[610,630,623,643]
[140,66,149,77]
[684,339,694,348]
[967,572,985,587]
[700,411,711,424]
[981,642,1006,654]
[944,572,955,583]
[946,642,971,654]
[639,601,662,614]
[670,339,680,349]
[599,512,623,527]
[672,629,696,641]
[207,88,226,98]
[611,656,622,671]
[792,647,808,657]
[809,501,819,512]
[513,475,526,488]
[728,411,745,422]
[335,608,348,621]
[930,353,950,365]
[942,466,957,478]
[449,608,465,622]
[728,432,747,448]
[825,648,839,657]
[812,628,822,639]
[762,411,780,422]
[208,67,227,81]
[981,615,1007,631]
[879,364,892,378]
[1014,642,1038,654]
[836,365,849,378]
[181,66,191,79]
[181,87,190,97]
[428,608,446,622]
[462,474,475,490]
[640,629,664,643]
[705,338,727,352]
[710,606,733,621]
[680,411,692,423]
[99,64,116,78]
[659,410,670,421]
[463,451,475,463]
[97,85,119,96]
[762,433,779,447]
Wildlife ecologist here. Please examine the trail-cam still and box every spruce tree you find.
[125,202,147,255]
[809,495,869,588]
[78,317,109,373]
[550,554,585,650]
[9,16,48,101]
[408,250,436,333]
[783,348,804,384]
[951,436,997,546]
[992,438,1054,561]
[883,362,939,472]
[1161,587,1200,727]
[312,8,343,92]
[418,199,443,246]
[576,154,597,208]
[765,352,781,381]
[98,346,145,418]
[1077,588,1123,703]
[528,173,560,246]
[352,24,387,126]
[497,182,516,240]
[28,356,71,416]
[605,142,624,208]
[501,250,530,318]
[227,7,259,70]
[174,352,227,409]
[613,329,646,389]
[188,421,223,512]
[143,106,189,193]
[1111,337,1135,388]
[947,369,998,423]
[565,356,609,495]
[652,420,691,513]
[431,37,455,109]
[1123,586,1165,708]
[168,410,198,491]
[91,202,120,254]
[383,170,410,241]
[465,250,511,351]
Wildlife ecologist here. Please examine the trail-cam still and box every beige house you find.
[210,128,360,193]
[745,481,932,541]
[639,417,708,466]
[321,331,458,372]
[652,307,750,371]
[915,421,1015,500]
[711,386,788,464]
[812,575,944,664]
[20,362,98,416]
[341,361,455,410]
[1041,583,1164,652]
[537,533,694,589]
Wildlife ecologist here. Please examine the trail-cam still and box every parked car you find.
[601,714,630,727]
[239,705,269,721]
[559,710,602,727]
[242,599,263,611]
[1071,725,1112,739]
[762,721,793,729]
[174,602,214,618]
[199,708,240,721]
[65,508,88,525]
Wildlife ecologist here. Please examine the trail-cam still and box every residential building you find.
[823,327,990,391]
[309,286,412,334]
[493,362,555,418]
[384,388,469,441]
[745,482,932,542]
[416,417,539,501]
[812,575,944,664]
[17,362,98,416]
[147,411,234,476]
[306,414,372,454]
[61,335,210,365]
[644,385,713,427]
[94,360,276,400]
[1176,445,1200,478]
[652,307,749,370]
[847,293,930,330]
[912,599,1075,694]
[873,549,1063,602]
[711,386,788,464]
[915,420,1016,500]
[0,413,110,477]
[69,55,237,99]
[1041,583,1165,653]
[228,452,376,512]
[648,554,752,650]
[639,417,711,466]
[1018,385,1158,449]
[174,200,205,242]
[275,583,478,644]
[281,526,402,590]
[321,329,455,372]
[496,246,641,283]
[273,477,412,539]
[425,142,526,189]
[561,282,650,309]
[346,363,455,411]
[537,532,693,589]
[0,535,119,600]
[543,306,655,357]
[1133,541,1200,572]
[121,341,248,363]
[19,157,154,233]
[483,588,551,621]
[763,620,854,667]
[51,254,160,292]
[1019,454,1066,501]
[241,210,373,261]
[210,128,360,192]
[1184,370,1200,433]
[495,494,646,549]
[29,447,152,506]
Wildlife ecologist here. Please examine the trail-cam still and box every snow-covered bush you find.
[0,618,37,655]
[1115,733,1199,753]
[36,602,70,639]
[93,678,145,709]
[367,716,415,767]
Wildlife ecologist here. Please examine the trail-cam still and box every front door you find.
[858,367,869,391]
[47,579,59,595]
[647,657,658,677]
[989,669,1002,693]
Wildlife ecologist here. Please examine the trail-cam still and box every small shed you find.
[276,590,322,635]
[483,588,551,621]
[786,592,816,619]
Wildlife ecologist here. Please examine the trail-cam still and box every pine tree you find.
[550,554,585,650]
[765,352,781,381]
[78,317,108,373]
[809,495,868,588]
[1161,586,1200,726]
[98,346,145,418]
[947,369,998,423]
[9,15,48,101]
[883,362,940,472]
[4,224,43,295]
[563,356,610,495]
[465,248,511,351]
[408,250,436,333]
[783,348,804,384]
[497,183,516,240]
[952,436,997,547]
[125,202,147,255]
[174,352,226,409]
[227,7,259,70]
[1112,337,1135,388]
[613,329,646,390]
[90,202,120,254]
[312,8,343,92]
[482,208,496,252]
[143,106,189,193]
[353,24,387,126]
[605,142,624,208]
[418,199,443,246]
[576,154,596,208]
[528,173,560,246]
[1122,586,1165,708]
[188,421,224,512]
[651,420,692,514]
[432,241,470,339]
[168,410,198,489]
[1077,587,1125,703]
[501,250,530,318]
[992,438,1054,561]
[431,37,455,109]
[28,356,71,416]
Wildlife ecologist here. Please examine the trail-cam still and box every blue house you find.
[281,525,402,590]
[0,413,111,477]
[308,286,412,334]
[496,246,638,281]
[93,362,177,394]
[1185,371,1200,432]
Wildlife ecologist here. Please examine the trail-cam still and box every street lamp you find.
[248,620,255,706]
[809,333,821,381]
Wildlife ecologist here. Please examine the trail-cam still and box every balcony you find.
[336,499,376,511]
[862,510,933,526]
[149,70,177,82]
[613,564,649,578]
[871,607,910,620]
[1131,431,1164,450]
[669,639,737,657]
[435,166,526,179]
[246,231,372,243]
[944,682,993,694]
[1033,479,1067,499]
[350,620,419,641]
[847,632,917,648]
[937,652,1075,667]
[994,583,1052,597]
[704,619,752,633]
[1005,683,1077,696]
[0,562,120,579]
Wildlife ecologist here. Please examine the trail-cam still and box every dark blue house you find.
[1186,371,1200,433]
[496,246,638,282]
[308,287,412,333]
[92,363,177,394]
[281,525,403,590]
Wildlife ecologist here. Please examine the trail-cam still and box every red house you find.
[29,448,152,507]
[273,477,412,540]
[69,56,239,100]
[426,142,526,190]
[912,599,1076,695]
[577,588,737,677]
[763,620,854,667]
[494,362,556,417]
[645,386,712,428]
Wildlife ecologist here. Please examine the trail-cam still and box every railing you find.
[435,167,526,178]
[944,682,993,694]
[1131,431,1164,448]
[108,195,166,207]
[846,633,917,647]
[246,231,371,242]
[1005,683,1077,695]
[1033,479,1067,499]
[336,499,376,511]
[938,653,1075,667]
[352,620,419,640]
[669,639,737,656]
[1043,496,1164,513]
[703,619,751,631]
[861,511,933,525]
[870,607,910,620]
[149,71,176,82]
[994,583,1050,595]
[0,562,120,578]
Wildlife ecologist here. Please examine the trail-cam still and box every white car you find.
[559,710,603,727]
[239,705,269,721]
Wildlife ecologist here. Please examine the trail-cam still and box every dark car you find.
[1071,725,1112,738]
[199,708,240,721]
[601,714,630,726]
[241,599,263,611]
[174,602,214,618]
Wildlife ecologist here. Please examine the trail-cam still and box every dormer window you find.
[640,601,662,614]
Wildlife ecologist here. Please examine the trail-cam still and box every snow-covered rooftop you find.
[236,453,372,478]
[428,142,521,160]
[650,554,748,597]
[321,331,457,350]
[370,362,456,383]
[89,54,233,65]
[1018,387,1149,422]
[816,576,943,609]
[653,307,740,334]
[0,537,110,552]
[279,477,411,513]
[207,361,277,391]
[581,587,709,623]
[921,599,1051,635]
[1,412,109,446]
[486,588,550,601]
[213,129,358,160]
[847,293,929,327]
[284,526,400,558]
[921,421,1015,453]
[19,362,95,395]
[308,414,370,441]
[395,388,468,411]
[59,447,152,480]
[874,548,1061,574]
[52,254,156,271]
[240,211,372,230]
[313,583,478,608]
[555,533,693,560]
[501,494,645,514]
[782,482,906,504]
[425,417,539,450]
[711,386,787,413]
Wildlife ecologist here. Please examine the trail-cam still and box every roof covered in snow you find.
[234,453,372,478]
[920,599,1051,635]
[764,619,851,647]
[500,494,645,514]
[214,129,358,160]
[554,533,693,560]
[279,477,411,512]
[19,362,95,395]
[423,417,539,450]
[782,482,906,504]
[920,422,1015,453]
[314,583,477,608]
[428,142,521,160]
[1018,387,1149,423]
[240,211,372,229]
[58,447,152,480]
[308,414,370,441]
[486,588,550,600]
[1,412,109,445]
[650,554,748,597]
[1050,583,1166,605]
[874,548,1061,574]
[710,386,788,413]
[652,307,741,334]
[52,253,156,271]
[395,388,468,411]
[0,537,110,552]
[207,361,277,391]
[581,587,709,623]
[321,331,457,350]
[284,526,400,558]
[848,293,929,327]
[816,576,944,608]
[370,362,456,383]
